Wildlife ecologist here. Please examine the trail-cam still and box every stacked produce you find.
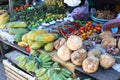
[54,34,116,73]
[0,10,9,28]
[17,51,53,72]
[58,21,101,40]
[17,51,82,80]
[17,29,59,53]
[10,3,66,29]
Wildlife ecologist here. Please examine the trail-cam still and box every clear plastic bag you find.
[71,0,89,20]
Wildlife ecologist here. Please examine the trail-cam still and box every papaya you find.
[30,42,44,50]
[22,33,28,42]
[14,33,25,42]
[44,42,54,52]
[27,29,48,41]
[9,28,29,35]
[27,40,34,46]
[35,33,59,43]
[6,21,27,28]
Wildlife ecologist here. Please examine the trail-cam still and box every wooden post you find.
[9,0,14,17]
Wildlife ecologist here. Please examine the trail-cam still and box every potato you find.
[67,35,83,50]
[71,49,87,66]
[57,43,71,61]
[100,54,115,69]
[99,31,113,39]
[54,37,66,50]
[82,56,99,73]
[102,37,116,47]
[88,49,101,58]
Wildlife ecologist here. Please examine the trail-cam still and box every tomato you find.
[87,21,92,25]
[26,46,31,53]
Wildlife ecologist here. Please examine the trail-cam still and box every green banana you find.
[36,68,47,77]
[59,71,67,80]
[42,61,53,65]
[41,64,51,68]
[38,72,49,80]
[39,52,46,59]
[25,60,36,71]
[47,68,54,78]
[18,59,26,68]
[41,54,50,61]
[42,56,52,63]
[61,70,71,78]
[31,62,38,72]
[17,55,27,61]
[61,68,72,75]
[56,73,63,80]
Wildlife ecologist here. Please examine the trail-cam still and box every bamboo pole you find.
[9,0,14,17]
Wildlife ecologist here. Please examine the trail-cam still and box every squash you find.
[100,54,115,69]
[35,33,59,43]
[71,49,87,66]
[67,35,82,50]
[57,43,71,61]
[88,49,101,58]
[54,37,66,50]
[82,56,99,73]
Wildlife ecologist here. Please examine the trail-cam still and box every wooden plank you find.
[0,38,29,55]
[3,60,36,80]
[5,67,27,80]
[5,70,21,80]
[75,66,120,80]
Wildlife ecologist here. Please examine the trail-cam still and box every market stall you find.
[0,0,120,80]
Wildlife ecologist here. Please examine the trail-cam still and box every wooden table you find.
[1,38,120,80]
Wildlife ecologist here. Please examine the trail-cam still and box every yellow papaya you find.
[30,42,44,50]
[22,33,28,42]
[27,29,48,41]
[35,33,59,43]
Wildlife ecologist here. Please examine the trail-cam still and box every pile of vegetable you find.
[54,34,116,73]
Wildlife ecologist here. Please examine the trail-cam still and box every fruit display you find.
[0,10,9,28]
[16,29,59,52]
[1,2,120,79]
[58,21,101,40]
[17,51,53,72]
[9,3,66,29]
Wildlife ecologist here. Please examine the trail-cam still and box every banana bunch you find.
[35,68,49,80]
[39,50,53,68]
[47,63,72,80]
[17,55,28,68]
[25,56,37,72]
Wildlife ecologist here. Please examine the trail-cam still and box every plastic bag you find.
[71,0,89,20]
[64,0,81,7]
